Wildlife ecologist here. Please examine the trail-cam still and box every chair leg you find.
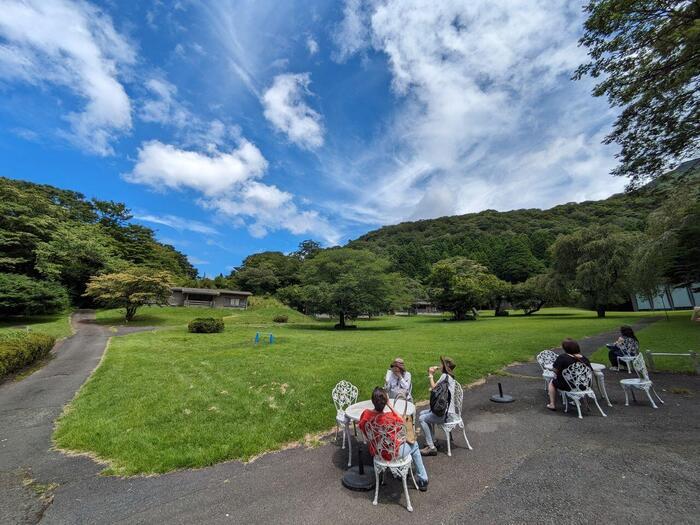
[574,398,583,419]
[444,428,452,457]
[631,389,637,403]
[597,373,613,407]
[341,424,346,449]
[652,386,664,404]
[346,419,352,467]
[563,393,569,413]
[591,394,607,417]
[643,387,658,409]
[626,361,632,374]
[409,466,419,491]
[462,427,473,450]
[402,473,413,512]
[373,467,380,506]
[335,423,339,444]
[623,386,630,406]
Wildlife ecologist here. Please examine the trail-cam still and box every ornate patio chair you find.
[362,417,419,512]
[438,382,473,456]
[536,349,558,392]
[560,362,607,419]
[620,354,664,409]
[332,380,358,449]
[616,338,639,373]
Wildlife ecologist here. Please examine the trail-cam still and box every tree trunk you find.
[454,309,466,321]
[338,311,346,329]
[524,300,545,316]
[125,304,138,322]
[596,305,606,318]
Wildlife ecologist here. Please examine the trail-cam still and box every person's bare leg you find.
[546,381,557,409]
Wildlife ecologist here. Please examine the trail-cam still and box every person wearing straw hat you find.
[384,357,413,402]
[419,356,458,456]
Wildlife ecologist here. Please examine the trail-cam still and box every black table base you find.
[342,435,375,491]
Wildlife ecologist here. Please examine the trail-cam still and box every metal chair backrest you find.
[619,337,639,357]
[361,416,407,462]
[562,362,592,392]
[452,381,465,416]
[537,350,558,371]
[332,380,358,413]
[631,353,650,381]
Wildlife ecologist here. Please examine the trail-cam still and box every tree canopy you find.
[575,0,700,185]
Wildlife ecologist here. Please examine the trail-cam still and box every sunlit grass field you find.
[0,310,73,339]
[54,305,666,475]
[590,310,699,373]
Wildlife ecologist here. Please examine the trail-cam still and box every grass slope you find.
[590,311,699,373]
[55,307,661,475]
[0,311,72,339]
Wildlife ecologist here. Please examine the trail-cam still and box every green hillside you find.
[348,160,700,281]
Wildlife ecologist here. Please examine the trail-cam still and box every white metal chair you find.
[331,380,358,450]
[560,362,607,419]
[362,417,419,512]
[620,354,665,409]
[616,339,639,373]
[438,382,473,456]
[536,349,558,392]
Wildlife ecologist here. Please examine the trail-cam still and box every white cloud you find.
[331,0,624,225]
[187,255,209,265]
[306,36,319,56]
[134,213,219,235]
[0,0,135,155]
[125,140,268,196]
[125,141,339,244]
[140,78,190,128]
[262,73,324,149]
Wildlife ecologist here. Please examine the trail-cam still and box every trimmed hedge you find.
[188,318,225,333]
[272,315,288,323]
[0,330,56,379]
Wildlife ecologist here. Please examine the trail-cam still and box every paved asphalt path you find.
[1,315,698,524]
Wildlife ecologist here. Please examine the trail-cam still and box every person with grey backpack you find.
[419,356,457,456]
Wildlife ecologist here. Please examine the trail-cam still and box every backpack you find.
[430,376,452,418]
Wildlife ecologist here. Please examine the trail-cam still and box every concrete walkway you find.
[1,316,698,524]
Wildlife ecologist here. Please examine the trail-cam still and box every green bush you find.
[272,314,288,323]
[0,330,56,379]
[0,273,69,316]
[188,318,224,333]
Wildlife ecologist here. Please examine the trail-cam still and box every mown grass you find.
[54,306,663,476]
[590,310,699,373]
[0,311,72,339]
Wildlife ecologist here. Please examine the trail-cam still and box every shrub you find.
[0,330,56,379]
[188,318,224,333]
[0,273,69,316]
[272,314,288,323]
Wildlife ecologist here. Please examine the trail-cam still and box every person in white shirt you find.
[384,358,413,401]
[419,357,457,456]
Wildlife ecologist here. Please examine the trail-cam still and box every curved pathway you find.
[1,315,698,524]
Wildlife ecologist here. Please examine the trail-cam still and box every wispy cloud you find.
[262,73,324,150]
[134,213,219,235]
[0,0,135,155]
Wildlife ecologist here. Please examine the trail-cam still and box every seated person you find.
[359,387,428,491]
[546,339,592,410]
[419,357,458,457]
[384,357,413,401]
[606,325,639,370]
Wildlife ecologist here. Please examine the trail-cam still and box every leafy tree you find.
[490,236,544,283]
[230,251,300,295]
[34,223,121,304]
[510,273,557,315]
[281,249,400,329]
[0,273,68,316]
[292,239,322,261]
[84,268,173,322]
[550,226,639,317]
[427,257,506,320]
[575,0,700,185]
[233,263,280,296]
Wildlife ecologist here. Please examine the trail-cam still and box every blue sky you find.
[0,0,625,276]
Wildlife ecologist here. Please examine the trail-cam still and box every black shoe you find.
[417,478,428,492]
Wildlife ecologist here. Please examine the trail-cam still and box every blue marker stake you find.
[254,332,260,344]
[269,333,274,344]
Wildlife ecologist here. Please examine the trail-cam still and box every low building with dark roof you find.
[169,287,252,308]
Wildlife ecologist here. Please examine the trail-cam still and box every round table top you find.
[344,399,416,422]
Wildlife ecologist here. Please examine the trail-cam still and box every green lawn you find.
[590,310,699,373]
[54,306,665,476]
[0,311,73,339]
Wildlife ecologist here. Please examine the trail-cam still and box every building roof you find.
[171,287,252,296]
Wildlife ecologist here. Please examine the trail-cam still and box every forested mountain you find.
[348,160,700,282]
[0,177,196,308]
